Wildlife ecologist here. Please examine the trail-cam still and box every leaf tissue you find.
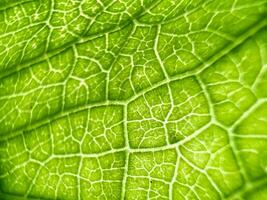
[0,0,267,199]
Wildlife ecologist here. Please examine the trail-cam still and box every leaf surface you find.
[0,0,267,199]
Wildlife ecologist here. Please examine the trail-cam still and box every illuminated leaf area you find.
[0,0,267,199]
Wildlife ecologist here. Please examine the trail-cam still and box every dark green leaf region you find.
[0,0,267,199]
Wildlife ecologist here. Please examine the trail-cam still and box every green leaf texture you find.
[0,0,267,199]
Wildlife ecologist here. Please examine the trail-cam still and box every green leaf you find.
[0,0,267,199]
